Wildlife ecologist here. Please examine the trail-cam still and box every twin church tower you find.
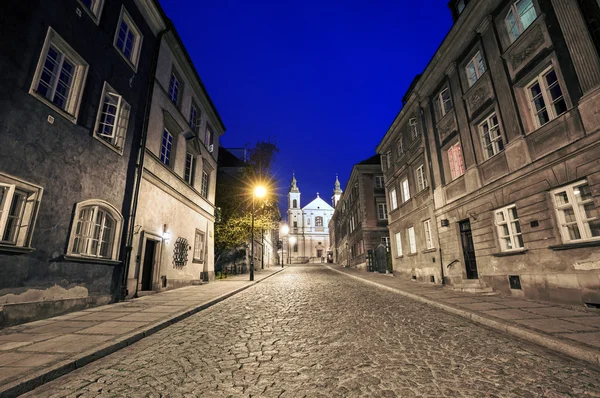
[286,174,342,263]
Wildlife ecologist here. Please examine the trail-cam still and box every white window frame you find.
[375,176,385,189]
[377,203,388,220]
[0,173,43,250]
[505,0,537,43]
[465,51,485,87]
[410,118,419,139]
[408,227,417,254]
[381,237,390,251]
[92,82,130,154]
[29,27,89,123]
[416,165,428,192]
[113,6,143,71]
[447,142,466,180]
[525,66,567,129]
[193,229,205,262]
[479,113,504,160]
[66,199,123,261]
[438,87,452,117]
[551,180,600,243]
[402,178,410,202]
[184,152,195,185]
[77,0,106,24]
[169,71,181,105]
[389,188,398,210]
[160,129,173,166]
[495,204,524,251]
[423,219,434,249]
[201,170,209,198]
[397,138,404,156]
[381,155,388,172]
[386,150,392,169]
[190,101,201,132]
[394,232,403,257]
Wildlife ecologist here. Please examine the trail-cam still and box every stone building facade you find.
[0,0,158,325]
[377,0,600,306]
[124,25,224,295]
[329,156,390,269]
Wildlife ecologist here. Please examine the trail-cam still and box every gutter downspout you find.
[121,25,171,300]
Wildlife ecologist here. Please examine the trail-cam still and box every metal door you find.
[459,220,478,279]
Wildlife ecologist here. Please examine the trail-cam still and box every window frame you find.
[525,65,568,129]
[29,27,89,124]
[416,165,428,192]
[0,174,43,250]
[551,180,600,243]
[189,100,201,132]
[505,0,537,43]
[410,118,419,140]
[375,176,385,189]
[423,219,434,249]
[93,82,130,155]
[401,178,410,202]
[389,188,398,210]
[201,170,209,198]
[437,87,453,118]
[193,229,205,262]
[479,112,504,160]
[394,232,403,257]
[407,227,417,254]
[465,51,485,87]
[160,129,174,167]
[386,150,392,169]
[377,203,388,220]
[494,204,525,251]
[113,6,143,72]
[447,141,466,180]
[184,152,196,186]
[77,0,106,24]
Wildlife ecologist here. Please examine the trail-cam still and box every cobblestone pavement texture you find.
[23,265,600,398]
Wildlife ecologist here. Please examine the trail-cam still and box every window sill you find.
[548,241,600,251]
[61,254,122,266]
[192,259,205,264]
[29,90,78,124]
[0,245,35,255]
[422,248,437,254]
[407,252,418,257]
[93,134,125,156]
[113,45,139,73]
[492,249,528,257]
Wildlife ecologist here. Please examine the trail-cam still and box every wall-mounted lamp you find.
[163,224,171,241]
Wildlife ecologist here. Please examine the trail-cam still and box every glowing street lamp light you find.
[250,185,267,281]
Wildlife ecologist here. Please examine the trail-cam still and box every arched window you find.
[67,200,123,260]
[315,216,323,227]
[293,199,297,208]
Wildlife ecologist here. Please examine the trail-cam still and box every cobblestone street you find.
[23,265,600,397]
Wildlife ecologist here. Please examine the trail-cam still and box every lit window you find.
[114,6,143,70]
[377,203,388,220]
[0,175,43,249]
[505,0,537,42]
[438,87,453,117]
[78,0,105,23]
[416,165,428,192]
[93,82,130,153]
[193,229,205,262]
[495,204,524,251]
[160,129,173,166]
[389,188,398,210]
[552,181,600,243]
[410,118,419,139]
[169,73,180,105]
[30,28,89,121]
[375,176,385,188]
[201,170,209,198]
[395,232,403,257]
[447,142,466,180]
[184,152,195,185]
[526,67,567,128]
[480,113,504,159]
[68,200,123,260]
[466,51,485,87]
[424,219,434,249]
[408,227,417,254]
[402,178,410,202]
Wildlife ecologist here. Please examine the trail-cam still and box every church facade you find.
[286,175,338,263]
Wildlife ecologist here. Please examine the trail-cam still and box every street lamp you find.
[280,224,289,268]
[250,185,267,281]
[289,236,296,265]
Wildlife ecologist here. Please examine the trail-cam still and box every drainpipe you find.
[121,25,171,300]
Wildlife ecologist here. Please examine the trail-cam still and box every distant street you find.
[24,265,600,397]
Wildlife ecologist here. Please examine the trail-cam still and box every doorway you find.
[141,240,158,291]
[459,220,478,279]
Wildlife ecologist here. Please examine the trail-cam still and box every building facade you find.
[124,26,225,295]
[287,175,335,263]
[377,0,600,306]
[329,156,390,269]
[0,0,158,325]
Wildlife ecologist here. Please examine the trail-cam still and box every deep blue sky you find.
[160,0,453,213]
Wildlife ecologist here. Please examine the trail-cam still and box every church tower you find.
[332,174,343,208]
[287,174,302,230]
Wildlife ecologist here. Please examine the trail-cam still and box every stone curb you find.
[0,268,286,398]
[325,265,600,368]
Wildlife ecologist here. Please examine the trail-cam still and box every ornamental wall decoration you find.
[173,237,189,268]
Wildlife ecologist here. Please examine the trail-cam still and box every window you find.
[205,125,214,148]
[479,113,504,159]
[416,165,428,192]
[456,0,466,14]
[402,178,410,202]
[306,218,311,226]
[408,227,417,254]
[495,204,524,251]
[552,181,600,243]
[30,28,89,122]
[395,232,403,257]
[193,230,205,262]
[410,118,419,139]
[447,142,466,180]
[168,72,181,105]
[375,176,385,188]
[505,0,537,42]
[293,199,298,208]
[0,175,42,249]
[386,150,392,169]
[190,102,201,132]
[160,129,173,166]
[389,188,398,210]
[382,237,390,251]
[93,82,130,153]
[184,153,195,185]
[526,67,567,128]
[438,87,453,117]
[315,216,323,227]
[466,51,485,87]
[293,243,298,252]
[201,170,209,198]
[114,6,143,70]
[77,0,105,23]
[377,203,388,220]
[381,155,388,172]
[424,219,434,249]
[68,200,123,260]
[397,138,404,157]
[293,221,298,228]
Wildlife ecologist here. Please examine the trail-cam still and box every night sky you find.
[159,0,453,213]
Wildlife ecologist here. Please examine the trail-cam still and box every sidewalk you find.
[327,264,600,367]
[0,267,284,397]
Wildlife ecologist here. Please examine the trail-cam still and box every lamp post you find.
[250,185,266,281]
[280,224,289,268]
[289,236,296,265]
